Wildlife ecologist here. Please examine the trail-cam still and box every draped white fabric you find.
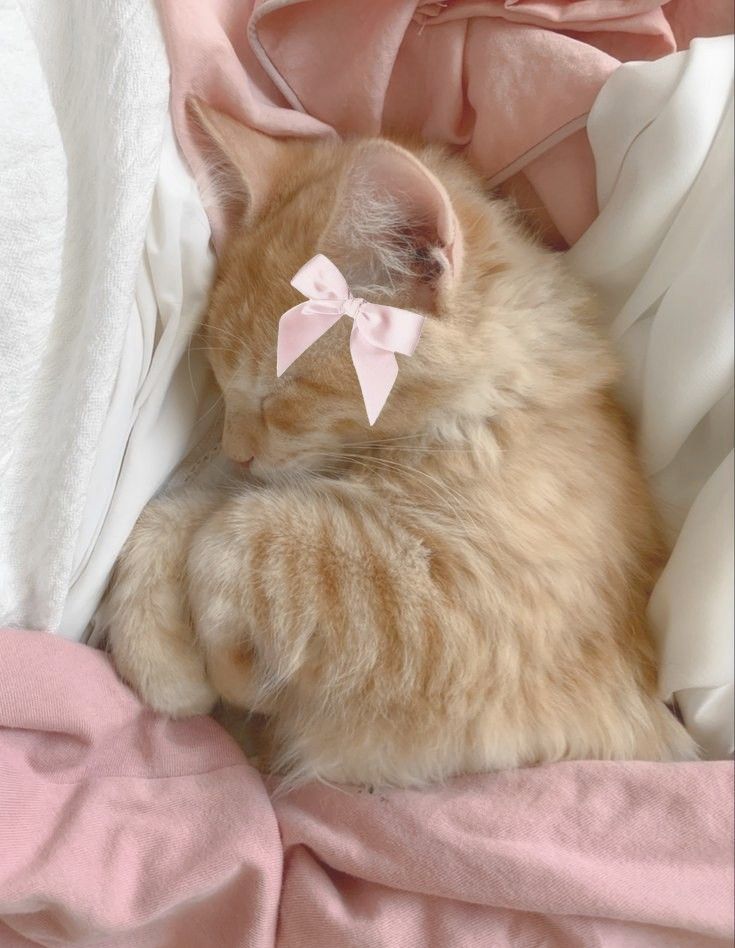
[60,123,216,639]
[569,36,734,759]
[0,0,170,632]
[0,1,215,640]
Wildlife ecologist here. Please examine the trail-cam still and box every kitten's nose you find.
[238,456,254,469]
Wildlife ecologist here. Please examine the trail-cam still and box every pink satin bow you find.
[276,254,425,425]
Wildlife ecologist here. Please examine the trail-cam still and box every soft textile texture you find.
[278,255,426,424]
[1,628,732,947]
[0,0,170,635]
[58,121,217,641]
[157,0,732,248]
[568,36,735,758]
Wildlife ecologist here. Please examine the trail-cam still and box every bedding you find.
[58,121,217,641]
[0,1,733,944]
[0,1,215,645]
[0,629,732,947]
[0,0,169,636]
[159,0,733,250]
[568,36,735,758]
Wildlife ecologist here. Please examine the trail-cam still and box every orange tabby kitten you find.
[102,103,696,786]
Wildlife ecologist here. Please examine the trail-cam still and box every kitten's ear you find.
[324,139,463,311]
[187,97,291,230]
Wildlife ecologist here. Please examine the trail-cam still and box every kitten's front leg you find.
[188,483,435,726]
[186,489,287,713]
[102,487,221,717]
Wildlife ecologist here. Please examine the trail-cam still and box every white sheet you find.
[60,123,216,640]
[568,35,734,759]
[0,0,170,632]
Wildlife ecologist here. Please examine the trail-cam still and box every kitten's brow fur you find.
[102,122,696,786]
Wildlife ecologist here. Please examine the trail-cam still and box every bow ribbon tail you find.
[276,303,342,376]
[349,324,399,425]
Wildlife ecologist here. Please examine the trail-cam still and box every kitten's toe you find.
[142,672,219,718]
[205,642,272,711]
[109,620,218,718]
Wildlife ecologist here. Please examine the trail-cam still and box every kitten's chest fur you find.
[335,398,649,578]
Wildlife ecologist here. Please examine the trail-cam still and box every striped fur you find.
[103,130,696,786]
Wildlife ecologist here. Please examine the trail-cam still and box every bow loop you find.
[277,254,425,425]
[290,253,349,302]
[354,304,425,357]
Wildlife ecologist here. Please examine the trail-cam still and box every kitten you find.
[102,102,696,786]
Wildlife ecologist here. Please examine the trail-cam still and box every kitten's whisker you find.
[186,333,198,398]
[208,324,253,348]
[316,451,479,536]
[351,432,430,445]
[188,345,243,355]
[348,442,473,454]
[359,454,480,533]
[193,391,225,427]
[364,453,480,532]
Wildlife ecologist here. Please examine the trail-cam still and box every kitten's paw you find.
[107,613,218,718]
[188,504,276,713]
[136,664,218,719]
[101,486,224,718]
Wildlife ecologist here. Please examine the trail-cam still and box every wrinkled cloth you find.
[0,0,170,635]
[1,628,732,947]
[568,35,735,759]
[157,0,733,248]
[57,120,217,641]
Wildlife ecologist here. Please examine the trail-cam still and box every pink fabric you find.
[157,0,733,248]
[278,255,426,424]
[1,629,733,947]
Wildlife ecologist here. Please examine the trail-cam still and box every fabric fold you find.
[0,0,170,634]
[158,0,733,248]
[568,36,735,758]
[1,628,732,947]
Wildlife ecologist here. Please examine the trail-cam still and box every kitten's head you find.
[192,101,596,479]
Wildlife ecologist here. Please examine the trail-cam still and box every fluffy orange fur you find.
[102,105,696,786]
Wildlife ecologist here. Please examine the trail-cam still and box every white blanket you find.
[1,0,216,642]
[0,0,170,632]
[569,36,734,759]
[59,122,216,640]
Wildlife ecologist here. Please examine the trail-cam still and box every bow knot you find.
[342,295,365,321]
[276,254,425,425]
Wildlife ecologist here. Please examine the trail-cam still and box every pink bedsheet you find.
[1,629,732,947]
[157,0,733,248]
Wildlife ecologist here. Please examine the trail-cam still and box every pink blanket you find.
[158,0,733,248]
[1,629,732,946]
